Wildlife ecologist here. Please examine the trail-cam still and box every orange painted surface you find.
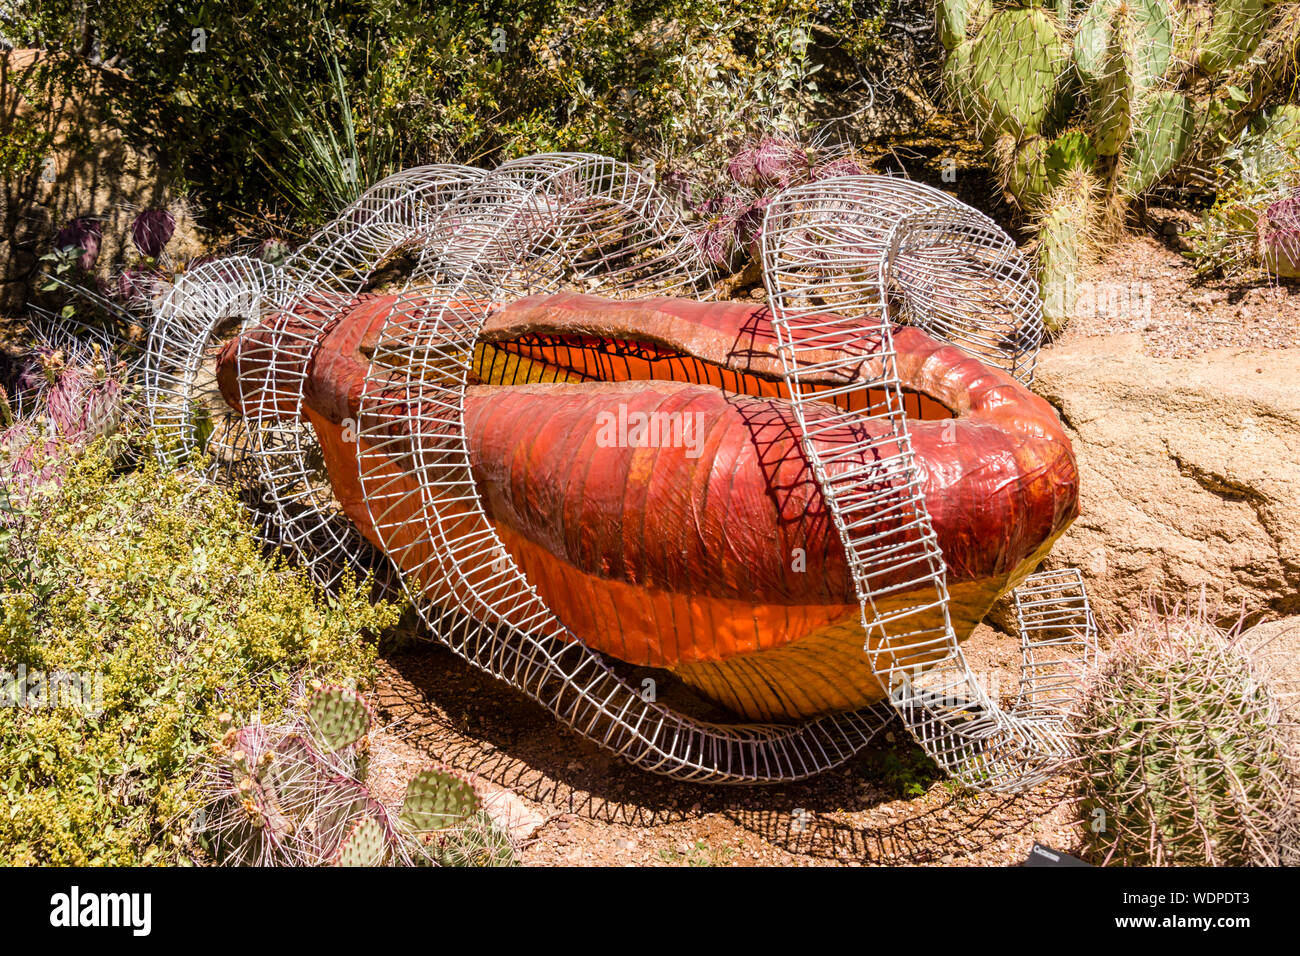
[218,291,1079,718]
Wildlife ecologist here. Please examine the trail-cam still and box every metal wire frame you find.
[1012,568,1098,720]
[757,172,1043,382]
[277,164,490,301]
[146,256,281,474]
[146,157,1081,787]
[146,166,488,589]
[883,204,1043,382]
[349,153,901,782]
[245,165,494,589]
[759,175,1072,791]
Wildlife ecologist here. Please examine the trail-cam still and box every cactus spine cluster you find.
[1072,606,1298,866]
[197,684,514,867]
[936,0,1276,330]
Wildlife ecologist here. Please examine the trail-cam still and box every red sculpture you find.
[218,291,1078,720]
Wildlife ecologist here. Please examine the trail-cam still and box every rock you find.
[475,783,546,843]
[1028,334,1300,626]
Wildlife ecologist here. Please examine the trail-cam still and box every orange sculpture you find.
[218,291,1078,721]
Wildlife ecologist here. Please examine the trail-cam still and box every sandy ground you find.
[367,627,1084,868]
[1058,219,1299,357]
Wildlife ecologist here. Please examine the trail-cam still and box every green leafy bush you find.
[0,440,399,865]
[5,0,890,228]
[1184,104,1300,278]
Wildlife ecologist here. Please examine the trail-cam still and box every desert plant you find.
[196,683,514,867]
[51,217,103,272]
[1072,602,1298,866]
[129,208,177,259]
[39,202,192,339]
[9,0,892,232]
[1259,188,1300,276]
[1184,103,1300,277]
[0,337,132,498]
[0,437,394,865]
[682,132,868,272]
[935,0,1297,328]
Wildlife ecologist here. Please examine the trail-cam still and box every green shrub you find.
[0,440,399,865]
[1184,104,1300,278]
[5,0,889,228]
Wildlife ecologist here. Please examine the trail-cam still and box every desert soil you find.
[368,629,1082,868]
[1060,215,1299,356]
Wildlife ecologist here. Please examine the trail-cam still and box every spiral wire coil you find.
[146,157,1087,787]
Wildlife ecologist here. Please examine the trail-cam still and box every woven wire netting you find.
[146,156,1081,787]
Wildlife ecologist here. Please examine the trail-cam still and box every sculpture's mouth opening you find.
[451,293,958,420]
[467,331,958,422]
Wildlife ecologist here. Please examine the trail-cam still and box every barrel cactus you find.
[934,0,1287,330]
[1072,606,1298,866]
[1260,190,1300,278]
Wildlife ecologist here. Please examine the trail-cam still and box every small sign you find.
[1023,843,1090,867]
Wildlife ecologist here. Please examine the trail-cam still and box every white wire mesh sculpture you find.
[146,154,1089,788]
[762,177,1087,789]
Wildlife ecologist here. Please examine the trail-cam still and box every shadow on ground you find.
[375,643,1079,866]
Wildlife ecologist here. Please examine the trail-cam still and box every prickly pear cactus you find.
[1037,169,1102,331]
[1086,4,1141,155]
[933,0,1291,331]
[195,691,515,867]
[1074,0,1174,88]
[937,0,994,50]
[400,766,481,832]
[436,811,519,867]
[969,8,1070,139]
[332,815,394,867]
[1119,91,1196,197]
[1191,0,1270,75]
[306,683,372,753]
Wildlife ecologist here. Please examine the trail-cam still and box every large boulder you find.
[1028,333,1300,626]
